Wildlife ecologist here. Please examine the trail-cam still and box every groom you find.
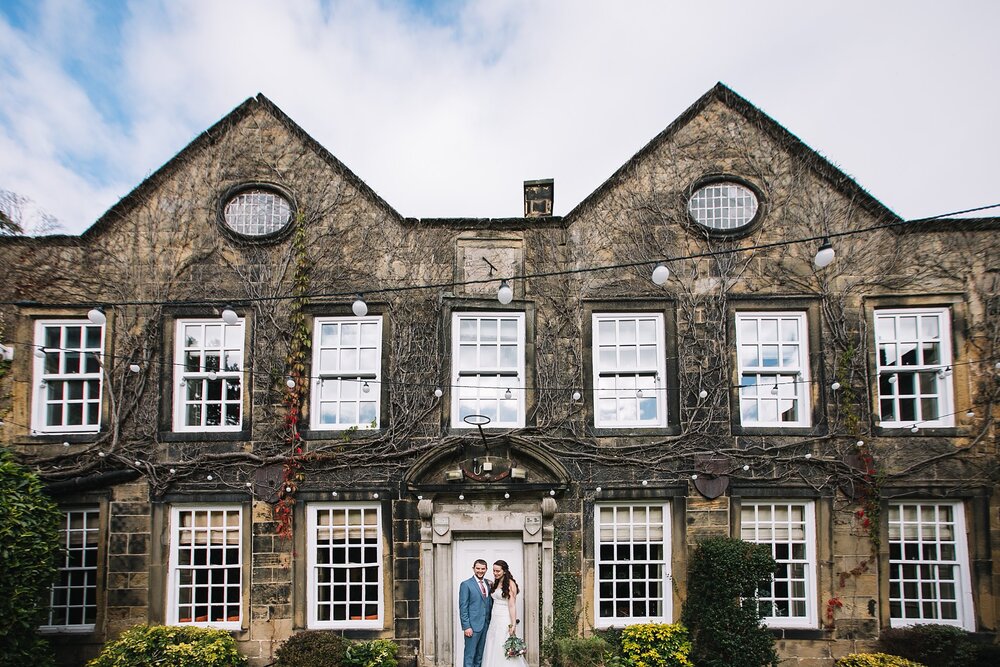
[458,558,493,667]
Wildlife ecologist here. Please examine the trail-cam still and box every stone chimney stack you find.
[523,179,554,217]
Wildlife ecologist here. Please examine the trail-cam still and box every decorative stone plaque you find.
[433,514,451,537]
[457,238,523,297]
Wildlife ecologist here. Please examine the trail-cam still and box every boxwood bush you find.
[86,625,246,667]
[274,632,397,667]
[0,448,62,667]
[550,636,611,667]
[878,624,999,667]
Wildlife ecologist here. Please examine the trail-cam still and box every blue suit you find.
[459,576,493,667]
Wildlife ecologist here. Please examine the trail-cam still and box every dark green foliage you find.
[969,642,1000,667]
[274,631,351,667]
[275,633,397,667]
[0,448,62,667]
[86,625,246,666]
[680,537,779,667]
[550,636,611,667]
[878,624,994,667]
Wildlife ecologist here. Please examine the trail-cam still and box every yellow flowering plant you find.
[620,623,694,667]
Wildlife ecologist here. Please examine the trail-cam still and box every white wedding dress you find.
[481,586,528,667]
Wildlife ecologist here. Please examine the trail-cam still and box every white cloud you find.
[0,0,997,234]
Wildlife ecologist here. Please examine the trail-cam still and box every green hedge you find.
[274,632,398,667]
[86,625,246,667]
[0,448,62,667]
[550,636,611,667]
[878,624,999,667]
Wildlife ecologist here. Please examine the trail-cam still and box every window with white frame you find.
[307,503,383,629]
[875,308,954,428]
[168,506,242,629]
[740,501,817,627]
[452,312,525,428]
[594,503,671,627]
[43,508,100,630]
[173,319,245,431]
[32,320,104,434]
[888,502,974,629]
[736,312,811,427]
[592,313,667,428]
[311,317,382,430]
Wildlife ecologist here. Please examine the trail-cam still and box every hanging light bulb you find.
[352,294,368,317]
[651,263,670,285]
[965,410,975,418]
[497,280,513,305]
[910,425,919,433]
[636,388,644,398]
[221,305,239,325]
[434,387,443,398]
[129,363,141,373]
[887,374,897,384]
[286,378,296,388]
[771,384,779,395]
[572,391,582,401]
[362,381,371,394]
[504,387,513,400]
[814,238,835,268]
[742,464,750,471]
[698,389,708,398]
[34,347,46,358]
[87,307,107,325]
[208,371,217,381]
[831,381,841,391]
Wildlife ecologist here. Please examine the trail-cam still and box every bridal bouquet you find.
[503,634,527,658]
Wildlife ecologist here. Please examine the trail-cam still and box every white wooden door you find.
[453,537,524,667]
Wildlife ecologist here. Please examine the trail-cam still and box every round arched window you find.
[221,188,293,238]
[687,181,760,232]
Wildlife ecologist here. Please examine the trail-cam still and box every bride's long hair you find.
[491,559,518,599]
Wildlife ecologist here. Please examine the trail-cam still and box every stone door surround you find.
[418,497,555,667]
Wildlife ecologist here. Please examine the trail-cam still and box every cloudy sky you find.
[0,0,997,235]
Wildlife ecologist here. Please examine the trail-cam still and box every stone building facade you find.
[0,84,997,667]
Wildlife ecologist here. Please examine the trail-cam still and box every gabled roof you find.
[80,94,401,241]
[564,82,902,225]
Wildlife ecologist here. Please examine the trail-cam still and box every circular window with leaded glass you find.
[220,185,294,239]
[687,180,761,233]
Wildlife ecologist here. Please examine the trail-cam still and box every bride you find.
[481,560,528,667]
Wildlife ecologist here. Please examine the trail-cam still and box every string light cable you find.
[1,203,996,311]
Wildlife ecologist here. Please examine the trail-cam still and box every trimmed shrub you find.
[878,624,977,667]
[86,625,246,666]
[344,638,398,667]
[970,642,1000,667]
[835,653,925,667]
[274,631,351,667]
[620,623,693,667]
[550,636,611,667]
[0,448,62,667]
[680,537,778,667]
